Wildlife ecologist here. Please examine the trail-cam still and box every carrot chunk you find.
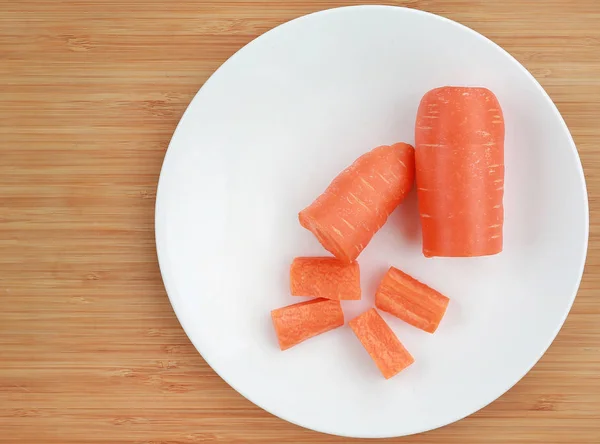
[415,86,504,257]
[349,308,414,379]
[290,257,361,300]
[375,266,449,333]
[271,298,344,350]
[299,143,415,263]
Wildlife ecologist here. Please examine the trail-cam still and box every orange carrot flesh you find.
[349,308,414,379]
[290,257,361,300]
[271,298,344,350]
[415,86,504,257]
[299,143,415,263]
[375,266,449,333]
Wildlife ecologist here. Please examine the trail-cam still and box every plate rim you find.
[154,4,589,438]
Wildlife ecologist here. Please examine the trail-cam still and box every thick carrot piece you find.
[415,86,504,257]
[290,257,361,300]
[271,298,344,350]
[375,266,449,333]
[349,308,414,379]
[299,143,415,264]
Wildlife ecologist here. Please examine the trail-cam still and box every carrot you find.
[415,86,504,257]
[299,143,415,263]
[349,308,414,379]
[375,266,449,333]
[271,298,344,350]
[290,257,361,300]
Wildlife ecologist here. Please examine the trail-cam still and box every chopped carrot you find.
[349,308,414,379]
[271,298,344,350]
[299,143,415,264]
[415,86,504,257]
[375,266,449,333]
[290,257,361,300]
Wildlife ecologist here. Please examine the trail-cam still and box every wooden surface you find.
[1,1,599,442]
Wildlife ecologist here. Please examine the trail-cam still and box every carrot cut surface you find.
[349,308,414,379]
[299,143,415,264]
[271,298,344,350]
[415,86,504,257]
[375,266,449,333]
[290,257,361,300]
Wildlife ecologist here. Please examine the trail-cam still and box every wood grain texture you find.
[1,0,599,442]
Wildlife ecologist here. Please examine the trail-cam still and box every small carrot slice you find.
[271,298,344,350]
[349,308,414,379]
[375,266,449,333]
[415,86,504,257]
[290,257,361,300]
[299,143,415,264]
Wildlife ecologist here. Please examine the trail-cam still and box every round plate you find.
[155,5,588,438]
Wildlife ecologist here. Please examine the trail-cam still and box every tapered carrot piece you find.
[299,143,415,264]
[349,308,414,379]
[290,257,361,300]
[415,86,504,257]
[271,298,344,350]
[375,266,449,333]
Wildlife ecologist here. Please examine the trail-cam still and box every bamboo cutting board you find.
[1,1,599,443]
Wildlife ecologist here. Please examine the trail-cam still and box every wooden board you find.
[1,1,599,442]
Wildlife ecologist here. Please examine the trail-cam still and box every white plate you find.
[155,5,588,438]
